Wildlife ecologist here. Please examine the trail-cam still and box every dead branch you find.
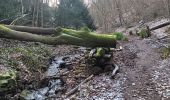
[111,64,119,79]
[65,74,94,98]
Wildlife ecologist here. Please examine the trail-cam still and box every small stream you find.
[22,55,80,100]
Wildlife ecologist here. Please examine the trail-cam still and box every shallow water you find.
[23,55,79,100]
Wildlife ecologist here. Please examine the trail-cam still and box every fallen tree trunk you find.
[6,25,56,35]
[150,21,170,31]
[0,25,117,47]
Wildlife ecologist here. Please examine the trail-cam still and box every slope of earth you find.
[120,35,170,100]
[70,30,170,99]
[0,38,85,99]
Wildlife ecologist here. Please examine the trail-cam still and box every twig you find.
[65,74,94,98]
[111,64,119,79]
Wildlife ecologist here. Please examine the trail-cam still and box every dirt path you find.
[112,35,170,100]
[121,36,162,100]
[76,35,170,100]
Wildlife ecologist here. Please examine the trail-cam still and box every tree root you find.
[111,64,119,79]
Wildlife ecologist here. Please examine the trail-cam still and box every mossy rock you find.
[0,68,16,93]
[95,48,105,58]
[137,26,151,38]
[161,47,170,59]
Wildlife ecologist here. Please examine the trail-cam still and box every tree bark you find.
[35,0,40,27]
[41,0,44,27]
[32,0,37,27]
[0,25,117,47]
[150,21,170,31]
[6,25,56,35]
[21,0,24,16]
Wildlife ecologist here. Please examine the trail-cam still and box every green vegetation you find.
[137,28,148,38]
[0,0,20,21]
[55,0,95,30]
[137,26,151,38]
[161,47,170,59]
[0,0,95,29]
[0,46,52,70]
[0,42,54,99]
[0,69,16,92]
[112,32,128,41]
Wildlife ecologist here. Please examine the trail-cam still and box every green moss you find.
[112,32,128,41]
[112,32,124,40]
[161,47,170,59]
[80,26,91,32]
[95,48,105,58]
[0,70,16,80]
[20,90,31,98]
[0,69,16,92]
[0,25,11,33]
[0,43,54,97]
[137,26,151,38]
[139,29,148,38]
[0,44,53,84]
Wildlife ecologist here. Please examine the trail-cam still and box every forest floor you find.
[67,19,170,100]
[71,36,170,100]
[0,19,170,100]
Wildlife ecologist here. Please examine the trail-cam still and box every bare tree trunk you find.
[150,21,170,31]
[35,0,40,27]
[167,0,170,17]
[32,0,37,27]
[115,0,125,26]
[21,0,24,16]
[41,0,44,27]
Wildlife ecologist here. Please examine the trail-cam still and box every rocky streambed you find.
[0,38,87,99]
[0,38,116,100]
[20,55,82,99]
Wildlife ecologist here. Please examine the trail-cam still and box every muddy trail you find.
[116,36,167,100]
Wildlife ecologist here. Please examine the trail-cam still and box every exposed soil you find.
[120,36,162,100]
[71,35,170,100]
